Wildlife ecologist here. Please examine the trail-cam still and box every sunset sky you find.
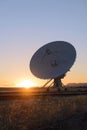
[0,0,87,87]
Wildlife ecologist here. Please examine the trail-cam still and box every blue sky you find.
[0,0,87,86]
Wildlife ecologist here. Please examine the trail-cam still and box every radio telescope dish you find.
[30,41,76,87]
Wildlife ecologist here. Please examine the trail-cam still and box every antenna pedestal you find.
[53,74,65,88]
[54,78,62,88]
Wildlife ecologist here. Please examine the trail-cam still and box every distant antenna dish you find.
[30,41,76,88]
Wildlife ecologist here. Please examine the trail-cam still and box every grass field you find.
[0,95,87,130]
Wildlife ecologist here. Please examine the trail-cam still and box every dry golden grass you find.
[0,95,87,130]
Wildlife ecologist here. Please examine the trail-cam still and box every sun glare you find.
[16,79,36,89]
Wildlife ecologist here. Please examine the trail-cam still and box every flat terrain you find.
[0,90,87,130]
[0,87,87,100]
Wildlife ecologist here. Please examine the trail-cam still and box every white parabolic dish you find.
[30,41,76,79]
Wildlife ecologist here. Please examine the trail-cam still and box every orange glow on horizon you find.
[15,79,36,89]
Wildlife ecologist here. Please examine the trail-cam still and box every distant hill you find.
[67,83,87,87]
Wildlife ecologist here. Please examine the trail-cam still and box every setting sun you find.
[16,79,36,89]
